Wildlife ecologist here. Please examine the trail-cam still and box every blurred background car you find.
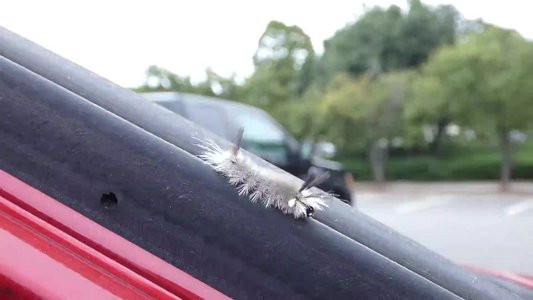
[142,91,355,206]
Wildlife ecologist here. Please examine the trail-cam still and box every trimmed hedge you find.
[337,146,533,181]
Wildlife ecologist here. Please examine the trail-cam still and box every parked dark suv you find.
[141,92,354,205]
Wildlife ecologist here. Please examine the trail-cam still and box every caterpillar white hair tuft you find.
[197,128,330,219]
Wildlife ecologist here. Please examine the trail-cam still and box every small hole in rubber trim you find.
[100,192,118,209]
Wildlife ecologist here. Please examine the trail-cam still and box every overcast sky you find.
[1,1,531,88]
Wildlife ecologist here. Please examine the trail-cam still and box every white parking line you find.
[504,199,533,216]
[395,196,452,214]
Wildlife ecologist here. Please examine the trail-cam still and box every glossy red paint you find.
[0,169,231,300]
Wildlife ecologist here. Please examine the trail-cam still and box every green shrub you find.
[336,144,533,181]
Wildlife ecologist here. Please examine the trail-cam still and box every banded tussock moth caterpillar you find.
[197,128,330,219]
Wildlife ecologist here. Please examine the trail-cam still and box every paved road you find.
[354,192,533,274]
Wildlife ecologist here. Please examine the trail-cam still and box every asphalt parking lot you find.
[353,182,533,275]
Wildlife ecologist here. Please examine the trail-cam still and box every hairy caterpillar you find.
[197,128,330,219]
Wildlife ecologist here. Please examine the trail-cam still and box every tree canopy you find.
[243,21,316,109]
[317,0,459,86]
[133,2,533,185]
[408,26,533,186]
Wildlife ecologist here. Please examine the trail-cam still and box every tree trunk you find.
[498,130,513,191]
[369,141,388,184]
[429,118,449,155]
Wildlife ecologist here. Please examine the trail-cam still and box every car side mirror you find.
[300,140,337,159]
[314,141,337,158]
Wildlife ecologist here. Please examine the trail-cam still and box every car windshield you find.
[229,105,288,165]
[233,110,284,144]
[185,102,229,139]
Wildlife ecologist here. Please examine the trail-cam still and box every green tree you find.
[244,20,316,111]
[405,20,489,154]
[402,0,457,66]
[406,72,451,153]
[318,0,459,87]
[367,72,410,182]
[135,65,242,100]
[135,65,203,94]
[316,73,371,152]
[275,85,323,140]
[410,26,533,188]
[203,68,243,100]
[318,71,410,182]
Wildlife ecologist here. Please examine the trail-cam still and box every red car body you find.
[3,169,533,299]
[0,169,230,300]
